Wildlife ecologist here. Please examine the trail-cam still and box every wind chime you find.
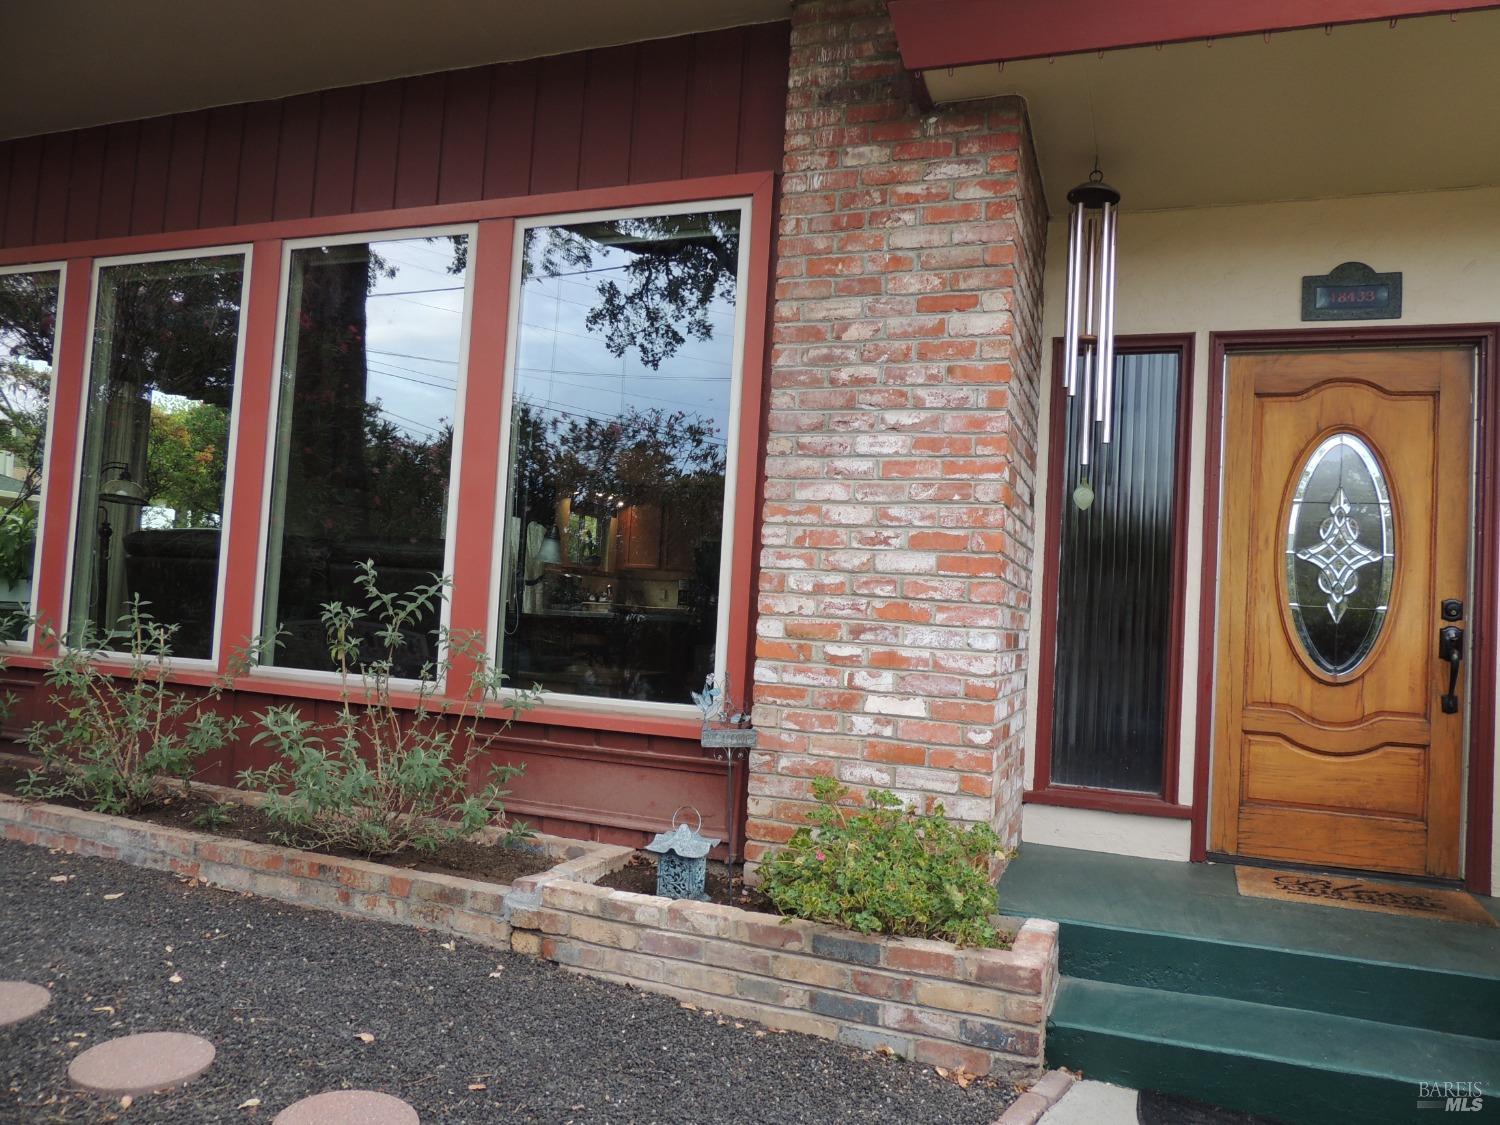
[1061,167,1121,511]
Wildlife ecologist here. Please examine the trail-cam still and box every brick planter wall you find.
[508,867,1059,1078]
[0,792,626,951]
[0,790,1059,1077]
[749,0,1048,864]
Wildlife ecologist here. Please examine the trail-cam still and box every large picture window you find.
[261,231,471,675]
[498,207,744,705]
[1047,348,1184,794]
[0,267,61,642]
[69,253,248,659]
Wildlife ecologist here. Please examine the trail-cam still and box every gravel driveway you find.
[0,839,1017,1124]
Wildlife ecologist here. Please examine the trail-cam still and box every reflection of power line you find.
[515,364,729,384]
[368,347,459,366]
[518,320,732,366]
[521,399,726,447]
[368,285,465,298]
[388,295,462,315]
[366,354,458,385]
[366,362,457,392]
[544,374,725,417]
[548,278,737,322]
[376,406,447,439]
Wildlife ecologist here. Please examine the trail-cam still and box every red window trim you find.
[1027,332,1196,815]
[18,171,775,742]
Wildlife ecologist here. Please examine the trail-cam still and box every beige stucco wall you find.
[1025,185,1500,894]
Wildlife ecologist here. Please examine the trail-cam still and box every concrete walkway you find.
[1039,1080,1139,1123]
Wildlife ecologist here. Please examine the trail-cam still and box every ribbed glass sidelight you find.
[1049,351,1181,793]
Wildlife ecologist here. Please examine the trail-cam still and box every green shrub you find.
[20,599,247,815]
[239,562,541,857]
[759,776,1006,948]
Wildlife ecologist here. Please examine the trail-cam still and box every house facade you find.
[2,2,1498,1087]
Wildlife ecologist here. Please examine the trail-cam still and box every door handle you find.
[1439,625,1464,714]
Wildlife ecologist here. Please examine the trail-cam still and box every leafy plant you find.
[192,801,235,831]
[20,599,248,815]
[759,777,1006,948]
[239,562,541,857]
[0,504,37,585]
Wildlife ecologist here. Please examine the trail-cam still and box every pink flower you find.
[815,851,825,861]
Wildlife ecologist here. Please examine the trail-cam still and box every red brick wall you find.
[747,0,1047,863]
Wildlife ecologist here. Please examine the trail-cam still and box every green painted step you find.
[1050,977,1500,1125]
[1000,845,1500,1040]
[1051,917,1500,1040]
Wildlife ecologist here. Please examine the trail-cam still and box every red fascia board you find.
[889,0,1500,70]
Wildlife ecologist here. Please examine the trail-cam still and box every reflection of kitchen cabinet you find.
[616,505,661,570]
[661,508,696,572]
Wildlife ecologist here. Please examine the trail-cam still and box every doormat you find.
[1234,867,1497,927]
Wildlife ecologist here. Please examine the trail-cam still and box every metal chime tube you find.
[1098,201,1118,443]
[1061,172,1122,471]
[1062,203,1084,395]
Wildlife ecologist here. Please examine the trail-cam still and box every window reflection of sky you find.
[359,236,467,442]
[515,238,734,446]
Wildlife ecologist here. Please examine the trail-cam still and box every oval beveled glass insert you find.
[1284,433,1394,677]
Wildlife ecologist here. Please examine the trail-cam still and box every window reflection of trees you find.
[501,210,739,704]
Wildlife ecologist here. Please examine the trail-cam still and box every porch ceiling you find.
[0,0,790,141]
[922,9,1500,213]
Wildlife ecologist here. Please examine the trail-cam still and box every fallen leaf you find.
[103,893,124,901]
[753,1030,766,1038]
[678,1002,698,1011]
[439,941,456,952]
[875,1045,896,1057]
[48,875,72,883]
[354,1032,375,1044]
[119,1095,132,1109]
[238,1097,261,1108]
[468,1083,487,1092]
[92,1007,115,1016]
[936,1067,951,1079]
[168,973,183,985]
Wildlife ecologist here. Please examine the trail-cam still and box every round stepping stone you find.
[68,1031,215,1096]
[274,1091,419,1125]
[0,981,51,1027]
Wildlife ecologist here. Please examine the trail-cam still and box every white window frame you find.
[61,245,254,671]
[488,198,753,720]
[0,260,67,651]
[248,223,479,691]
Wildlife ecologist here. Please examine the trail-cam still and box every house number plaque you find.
[1301,261,1402,321]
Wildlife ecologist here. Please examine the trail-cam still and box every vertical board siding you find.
[312,88,361,217]
[35,133,73,245]
[236,101,281,224]
[65,127,107,242]
[198,106,245,229]
[164,111,209,232]
[4,137,42,247]
[0,23,790,251]
[437,68,490,204]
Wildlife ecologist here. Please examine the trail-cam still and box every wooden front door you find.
[1212,347,1472,878]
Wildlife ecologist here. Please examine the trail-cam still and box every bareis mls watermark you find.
[1416,1082,1486,1113]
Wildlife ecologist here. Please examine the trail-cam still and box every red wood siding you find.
[0,670,737,852]
[0,23,789,251]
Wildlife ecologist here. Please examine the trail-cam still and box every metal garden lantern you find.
[1061,165,1122,479]
[646,807,720,901]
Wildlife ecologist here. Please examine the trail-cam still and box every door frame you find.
[1192,325,1499,893]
